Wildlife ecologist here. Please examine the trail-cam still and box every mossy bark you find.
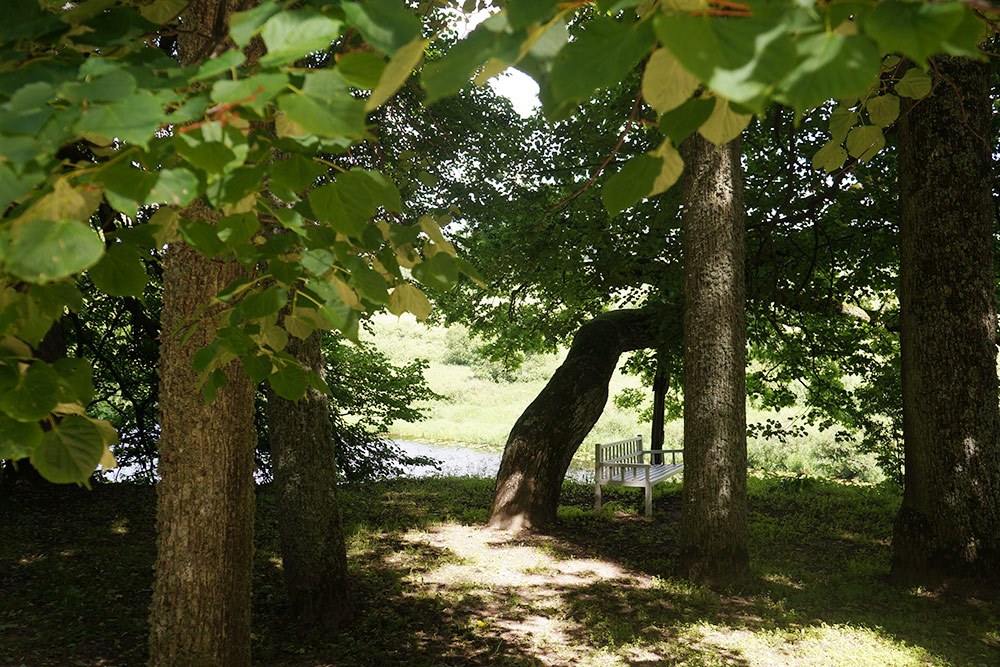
[894,56,1000,583]
[677,134,750,588]
[266,331,355,628]
[149,243,255,666]
[487,308,663,530]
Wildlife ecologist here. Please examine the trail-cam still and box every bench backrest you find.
[595,435,643,469]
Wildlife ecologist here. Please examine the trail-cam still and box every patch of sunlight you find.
[110,517,129,535]
[761,572,807,589]
[684,621,939,667]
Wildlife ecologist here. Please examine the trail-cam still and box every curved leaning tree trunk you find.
[677,134,750,587]
[487,308,666,530]
[894,56,1000,583]
[266,330,355,628]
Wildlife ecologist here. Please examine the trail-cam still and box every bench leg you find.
[645,484,652,517]
[595,483,602,512]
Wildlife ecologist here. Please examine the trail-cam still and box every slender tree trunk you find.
[266,330,355,628]
[487,308,665,530]
[149,3,258,664]
[677,134,750,587]
[650,360,668,464]
[893,56,1000,584]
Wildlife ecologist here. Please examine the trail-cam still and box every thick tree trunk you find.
[893,56,1000,584]
[487,308,664,530]
[677,134,750,587]
[149,244,255,666]
[266,331,355,628]
[149,3,258,664]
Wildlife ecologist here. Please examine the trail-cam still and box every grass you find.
[364,314,885,482]
[2,475,997,666]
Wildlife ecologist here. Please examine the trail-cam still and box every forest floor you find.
[1,474,997,666]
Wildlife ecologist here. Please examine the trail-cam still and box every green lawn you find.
[363,313,884,482]
[2,476,996,666]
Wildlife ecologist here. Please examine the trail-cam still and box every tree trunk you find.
[650,360,668,464]
[487,308,665,530]
[893,56,1000,584]
[149,3,258,664]
[677,134,750,587]
[266,331,355,628]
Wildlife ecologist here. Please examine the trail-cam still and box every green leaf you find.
[387,281,431,320]
[698,96,752,146]
[895,68,932,99]
[812,140,848,174]
[422,27,517,104]
[411,252,459,292]
[507,0,561,30]
[866,93,899,127]
[862,0,967,66]
[149,168,200,207]
[30,414,104,484]
[242,354,273,384]
[658,97,715,146]
[140,0,188,24]
[778,33,881,111]
[211,72,288,115]
[342,0,420,55]
[88,242,147,297]
[0,415,43,460]
[61,68,137,104]
[178,217,224,257]
[54,357,94,404]
[203,368,228,403]
[309,170,402,237]
[74,93,164,148]
[602,154,658,217]
[845,124,884,162]
[0,164,45,211]
[0,361,59,422]
[642,47,699,114]
[259,7,342,66]
[336,51,387,90]
[366,37,428,111]
[230,0,283,47]
[829,105,857,142]
[6,219,104,283]
[217,213,259,246]
[193,50,246,82]
[548,18,654,118]
[241,286,287,320]
[268,361,307,400]
[349,262,390,305]
[269,154,325,200]
[655,8,796,112]
[277,91,367,138]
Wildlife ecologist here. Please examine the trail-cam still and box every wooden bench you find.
[595,435,683,517]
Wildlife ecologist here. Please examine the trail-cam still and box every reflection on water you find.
[394,440,592,483]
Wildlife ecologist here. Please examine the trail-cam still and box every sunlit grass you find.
[365,313,885,482]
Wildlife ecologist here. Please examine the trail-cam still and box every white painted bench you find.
[595,435,683,517]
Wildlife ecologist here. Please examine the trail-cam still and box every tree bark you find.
[149,3,258,664]
[487,308,665,530]
[266,331,355,628]
[677,134,750,587]
[650,360,668,464]
[893,56,1000,584]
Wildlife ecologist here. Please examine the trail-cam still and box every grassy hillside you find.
[362,314,884,482]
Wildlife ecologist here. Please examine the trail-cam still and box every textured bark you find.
[488,308,664,530]
[266,331,355,629]
[893,56,1000,583]
[650,361,668,464]
[677,134,750,587]
[149,3,258,664]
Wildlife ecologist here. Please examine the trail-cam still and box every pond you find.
[393,440,593,483]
